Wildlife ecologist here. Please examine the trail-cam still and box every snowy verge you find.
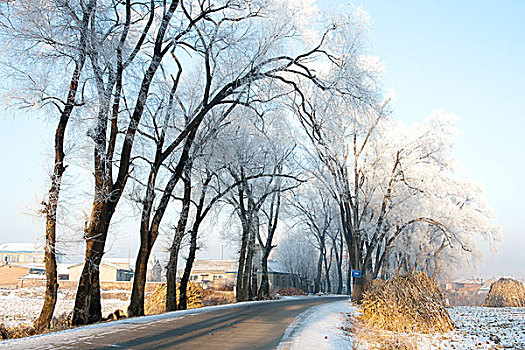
[350,306,525,350]
[278,298,354,350]
[1,295,344,347]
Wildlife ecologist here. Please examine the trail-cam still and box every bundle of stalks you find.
[0,323,35,339]
[483,278,525,307]
[364,278,386,294]
[360,272,454,333]
[144,283,204,315]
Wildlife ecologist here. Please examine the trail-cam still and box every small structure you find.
[262,260,301,291]
[68,259,134,282]
[445,279,483,293]
[0,264,45,288]
[147,259,163,282]
[183,260,238,289]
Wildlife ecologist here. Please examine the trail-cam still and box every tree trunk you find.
[34,96,69,333]
[243,245,254,300]
[351,246,364,302]
[166,234,183,312]
[346,258,352,295]
[432,238,447,279]
[242,216,258,300]
[257,249,271,299]
[235,222,249,301]
[128,243,151,317]
[314,249,323,294]
[34,2,93,330]
[72,202,114,326]
[178,226,199,310]
[251,265,258,299]
[323,248,331,293]
[334,235,343,294]
[235,190,250,302]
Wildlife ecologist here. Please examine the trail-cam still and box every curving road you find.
[1,296,347,350]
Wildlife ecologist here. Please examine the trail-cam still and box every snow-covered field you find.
[280,300,525,349]
[0,287,129,328]
[351,306,525,349]
[420,306,525,349]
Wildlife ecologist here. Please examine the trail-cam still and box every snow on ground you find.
[279,298,354,350]
[418,306,525,349]
[0,287,129,328]
[351,306,525,349]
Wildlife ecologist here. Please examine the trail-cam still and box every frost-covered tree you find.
[0,0,96,331]
[214,113,301,301]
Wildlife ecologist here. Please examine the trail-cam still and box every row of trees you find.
[276,110,501,299]
[0,0,500,331]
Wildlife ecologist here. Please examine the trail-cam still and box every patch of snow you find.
[278,298,353,349]
[418,306,525,349]
[0,288,128,328]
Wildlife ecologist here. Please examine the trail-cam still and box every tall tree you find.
[0,0,96,330]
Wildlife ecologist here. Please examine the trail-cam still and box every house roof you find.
[451,279,483,285]
[0,242,65,256]
[0,243,44,253]
[191,260,238,273]
[267,260,292,274]
[188,259,293,275]
[57,263,74,275]
[19,273,46,280]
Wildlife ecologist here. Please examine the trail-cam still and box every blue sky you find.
[1,0,524,277]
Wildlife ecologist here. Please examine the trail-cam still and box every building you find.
[183,260,238,289]
[443,278,491,306]
[445,279,483,292]
[0,243,65,265]
[183,259,301,292]
[261,260,301,291]
[1,262,76,288]
[68,259,134,282]
[0,264,45,288]
[147,259,164,282]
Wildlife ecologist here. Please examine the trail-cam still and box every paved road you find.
[2,296,347,350]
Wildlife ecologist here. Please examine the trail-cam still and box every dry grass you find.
[483,278,525,307]
[360,272,454,334]
[144,283,207,315]
[348,312,419,350]
[202,291,235,306]
[0,312,73,340]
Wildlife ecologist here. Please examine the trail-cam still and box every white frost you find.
[279,298,353,349]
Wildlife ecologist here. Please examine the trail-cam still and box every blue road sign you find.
[351,269,362,278]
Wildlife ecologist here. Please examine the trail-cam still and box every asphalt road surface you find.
[2,296,346,350]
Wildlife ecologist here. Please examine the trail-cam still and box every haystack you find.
[364,278,386,294]
[144,283,204,315]
[483,278,525,307]
[360,272,454,333]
